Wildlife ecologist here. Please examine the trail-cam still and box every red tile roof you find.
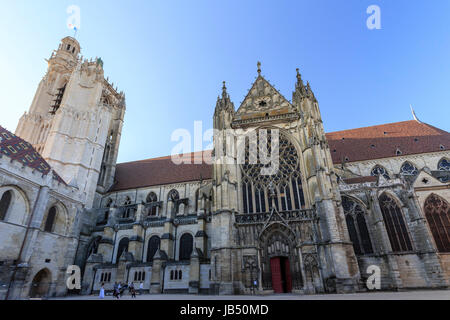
[0,126,65,184]
[110,121,449,191]
[110,151,213,192]
[326,120,449,164]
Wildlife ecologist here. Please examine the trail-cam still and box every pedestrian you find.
[113,281,117,298]
[139,281,144,295]
[130,283,136,299]
[99,283,105,299]
[114,282,122,299]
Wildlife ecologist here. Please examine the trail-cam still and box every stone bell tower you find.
[15,37,125,208]
[210,81,240,294]
[293,69,361,292]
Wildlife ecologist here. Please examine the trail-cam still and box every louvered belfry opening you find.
[50,84,66,114]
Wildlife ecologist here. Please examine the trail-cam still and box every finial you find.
[410,104,422,123]
[257,61,261,75]
[221,81,228,98]
[296,68,304,87]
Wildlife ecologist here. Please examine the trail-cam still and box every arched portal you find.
[259,223,303,293]
[29,269,51,298]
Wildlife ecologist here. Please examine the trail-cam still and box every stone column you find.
[21,185,50,263]
[402,190,447,287]
[189,249,200,294]
[128,224,144,262]
[81,254,102,295]
[195,215,208,255]
[116,252,133,285]
[97,226,115,263]
[316,197,360,293]
[210,209,234,294]
[150,249,164,293]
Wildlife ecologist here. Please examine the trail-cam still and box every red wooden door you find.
[284,258,292,293]
[270,257,283,293]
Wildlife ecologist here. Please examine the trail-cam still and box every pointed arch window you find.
[424,194,450,252]
[168,189,180,214]
[371,165,390,180]
[400,162,419,176]
[116,237,129,263]
[437,158,450,182]
[379,193,413,252]
[147,235,160,262]
[0,190,12,221]
[122,197,132,218]
[342,196,373,255]
[44,206,57,232]
[241,130,305,214]
[146,192,158,216]
[87,236,101,259]
[179,233,193,261]
[438,158,450,171]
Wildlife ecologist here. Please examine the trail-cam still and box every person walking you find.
[139,282,144,295]
[99,283,105,299]
[130,283,136,299]
[113,282,120,299]
[117,282,122,299]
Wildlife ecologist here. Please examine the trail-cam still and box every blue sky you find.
[1,0,449,163]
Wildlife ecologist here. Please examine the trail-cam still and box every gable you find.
[234,76,296,121]
[413,170,445,189]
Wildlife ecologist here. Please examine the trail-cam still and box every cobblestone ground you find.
[50,289,450,300]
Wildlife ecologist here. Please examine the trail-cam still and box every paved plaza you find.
[50,289,450,300]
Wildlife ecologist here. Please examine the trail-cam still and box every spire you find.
[222,81,228,99]
[257,61,261,76]
[410,104,422,123]
[306,81,316,101]
[215,81,234,114]
[296,68,305,90]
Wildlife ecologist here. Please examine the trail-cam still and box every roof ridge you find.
[118,150,213,165]
[325,120,419,135]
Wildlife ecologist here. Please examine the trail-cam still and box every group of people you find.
[99,282,144,299]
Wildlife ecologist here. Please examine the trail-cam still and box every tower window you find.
[50,84,66,114]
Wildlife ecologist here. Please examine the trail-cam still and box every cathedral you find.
[0,37,449,299]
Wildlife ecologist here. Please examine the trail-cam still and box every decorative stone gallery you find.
[0,38,449,299]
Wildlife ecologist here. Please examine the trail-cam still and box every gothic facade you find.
[0,38,449,298]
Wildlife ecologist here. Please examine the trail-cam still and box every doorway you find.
[29,269,51,298]
[270,257,292,293]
